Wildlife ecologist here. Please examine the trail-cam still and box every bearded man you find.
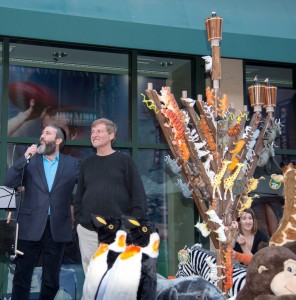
[4,124,80,300]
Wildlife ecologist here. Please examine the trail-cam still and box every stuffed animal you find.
[101,216,160,300]
[82,215,126,300]
[156,274,225,300]
[236,241,296,300]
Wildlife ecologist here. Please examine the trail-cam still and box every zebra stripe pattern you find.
[176,244,247,298]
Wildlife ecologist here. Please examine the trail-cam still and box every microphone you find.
[26,144,46,161]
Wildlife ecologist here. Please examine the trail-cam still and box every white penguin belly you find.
[103,252,142,300]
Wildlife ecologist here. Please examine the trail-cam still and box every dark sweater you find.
[74,151,147,230]
[234,230,269,254]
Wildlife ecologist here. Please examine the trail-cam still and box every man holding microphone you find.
[4,124,80,300]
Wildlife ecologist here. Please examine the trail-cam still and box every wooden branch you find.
[145,89,179,158]
[196,99,217,138]
[181,100,217,174]
[145,88,220,248]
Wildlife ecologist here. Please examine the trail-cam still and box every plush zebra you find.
[175,244,247,298]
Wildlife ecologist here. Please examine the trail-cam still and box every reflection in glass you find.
[245,87,296,150]
[0,62,2,131]
[245,64,293,88]
[8,61,129,141]
[137,56,191,143]
[245,64,295,150]
[275,89,296,150]
[250,154,296,240]
[137,149,195,277]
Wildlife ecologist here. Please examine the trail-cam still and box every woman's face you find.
[240,212,253,232]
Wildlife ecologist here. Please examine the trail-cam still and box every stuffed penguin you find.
[101,216,160,300]
[137,230,160,300]
[82,215,126,300]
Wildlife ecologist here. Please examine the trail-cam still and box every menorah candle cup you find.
[182,91,187,98]
[248,84,266,112]
[147,82,153,90]
[264,86,277,112]
[205,14,223,42]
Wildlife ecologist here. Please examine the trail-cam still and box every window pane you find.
[246,64,293,88]
[245,64,295,150]
[8,43,129,141]
[0,40,2,131]
[245,64,295,238]
[274,154,296,169]
[137,149,195,277]
[138,56,191,143]
[247,88,296,150]
[275,89,296,150]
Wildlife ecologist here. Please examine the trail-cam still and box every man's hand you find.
[24,144,38,160]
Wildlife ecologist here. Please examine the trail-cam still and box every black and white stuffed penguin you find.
[101,216,160,300]
[82,215,126,300]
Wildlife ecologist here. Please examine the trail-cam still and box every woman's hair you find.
[91,118,118,144]
[237,208,258,235]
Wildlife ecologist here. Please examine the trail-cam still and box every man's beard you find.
[43,141,56,155]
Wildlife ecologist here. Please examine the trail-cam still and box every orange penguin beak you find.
[120,245,141,260]
[118,234,126,248]
[153,240,160,253]
[92,243,109,259]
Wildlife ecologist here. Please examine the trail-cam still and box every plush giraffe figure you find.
[223,163,245,201]
[269,164,296,246]
[212,160,232,200]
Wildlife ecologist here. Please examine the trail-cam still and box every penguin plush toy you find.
[101,216,160,300]
[82,215,127,300]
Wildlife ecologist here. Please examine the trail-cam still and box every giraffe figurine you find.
[212,160,232,200]
[223,163,245,201]
[269,164,296,246]
[245,176,265,194]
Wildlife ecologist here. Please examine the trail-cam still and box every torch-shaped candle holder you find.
[264,78,277,113]
[205,12,223,85]
[248,76,266,112]
[205,12,223,42]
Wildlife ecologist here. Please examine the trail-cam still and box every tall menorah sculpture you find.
[144,12,279,297]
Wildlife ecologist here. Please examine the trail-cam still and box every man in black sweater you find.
[74,118,147,273]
